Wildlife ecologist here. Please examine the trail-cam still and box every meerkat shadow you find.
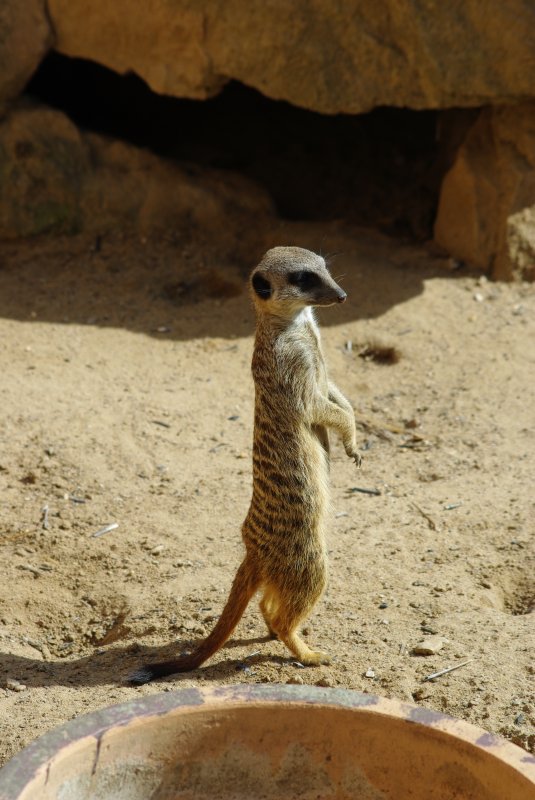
[124,633,298,685]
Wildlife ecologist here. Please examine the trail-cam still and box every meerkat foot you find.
[298,650,332,666]
[279,630,331,666]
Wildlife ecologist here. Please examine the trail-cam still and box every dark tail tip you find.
[127,666,159,685]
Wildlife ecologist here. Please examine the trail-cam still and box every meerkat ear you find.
[252,273,272,299]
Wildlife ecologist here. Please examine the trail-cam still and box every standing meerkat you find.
[130,246,361,684]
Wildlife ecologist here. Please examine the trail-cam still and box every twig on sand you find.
[347,487,382,496]
[92,522,119,538]
[41,505,50,530]
[412,502,438,531]
[423,659,474,682]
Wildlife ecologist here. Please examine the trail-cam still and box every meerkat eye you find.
[252,273,272,299]
[288,270,321,290]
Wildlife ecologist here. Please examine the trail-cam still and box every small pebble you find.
[40,643,52,660]
[473,292,484,302]
[315,676,333,687]
[379,601,388,609]
[412,636,448,656]
[421,625,438,635]
[6,678,26,692]
[151,545,164,556]
[287,676,304,685]
[365,668,375,679]
[514,713,526,726]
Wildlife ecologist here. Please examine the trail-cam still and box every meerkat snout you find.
[337,290,347,303]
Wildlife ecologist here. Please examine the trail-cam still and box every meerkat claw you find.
[350,451,362,468]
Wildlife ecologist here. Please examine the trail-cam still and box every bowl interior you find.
[2,688,534,800]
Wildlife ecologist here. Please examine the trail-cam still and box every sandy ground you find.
[0,222,533,768]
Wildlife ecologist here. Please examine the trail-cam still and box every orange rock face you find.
[0,0,51,111]
[435,103,535,281]
[44,0,535,114]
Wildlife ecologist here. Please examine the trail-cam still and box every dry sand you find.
[0,223,533,766]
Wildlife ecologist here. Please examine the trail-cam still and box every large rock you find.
[507,207,535,281]
[0,104,273,259]
[46,0,535,114]
[0,1,52,112]
[434,103,535,281]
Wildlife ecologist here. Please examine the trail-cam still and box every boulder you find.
[46,0,535,114]
[0,102,89,236]
[434,103,535,281]
[0,1,52,112]
[0,104,274,258]
[507,207,535,282]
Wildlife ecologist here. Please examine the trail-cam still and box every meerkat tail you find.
[128,559,259,684]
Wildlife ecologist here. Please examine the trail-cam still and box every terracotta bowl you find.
[0,685,534,799]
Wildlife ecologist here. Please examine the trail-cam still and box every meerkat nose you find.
[337,292,347,303]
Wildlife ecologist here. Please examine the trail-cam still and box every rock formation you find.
[435,104,535,281]
[45,0,535,115]
[0,103,273,261]
[1,0,534,279]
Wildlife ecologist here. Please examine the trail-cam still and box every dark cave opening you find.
[26,51,452,239]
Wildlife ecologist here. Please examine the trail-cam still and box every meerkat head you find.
[251,247,346,315]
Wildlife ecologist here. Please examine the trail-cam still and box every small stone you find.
[412,635,448,656]
[473,292,484,302]
[6,678,26,692]
[287,676,304,685]
[514,713,526,725]
[315,676,333,687]
[365,668,375,678]
[421,625,438,635]
[151,545,164,556]
[40,643,51,660]
[379,601,388,609]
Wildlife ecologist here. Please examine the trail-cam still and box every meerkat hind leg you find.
[284,628,331,666]
[259,589,278,639]
[270,598,331,666]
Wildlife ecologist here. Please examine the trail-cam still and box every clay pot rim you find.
[0,684,534,798]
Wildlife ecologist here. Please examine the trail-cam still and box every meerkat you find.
[129,246,361,684]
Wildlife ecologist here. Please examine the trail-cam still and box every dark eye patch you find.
[288,270,321,290]
[252,272,272,299]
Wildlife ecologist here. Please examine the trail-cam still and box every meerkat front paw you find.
[346,448,362,468]
[353,451,363,468]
